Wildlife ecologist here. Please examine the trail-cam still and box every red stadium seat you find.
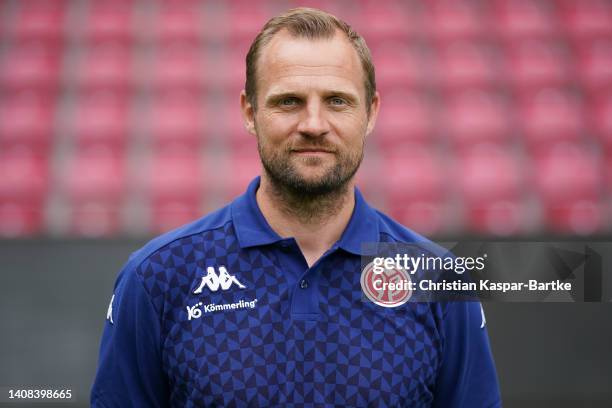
[559,0,612,39]
[77,43,132,93]
[63,150,125,236]
[153,3,202,46]
[144,151,205,233]
[591,92,612,149]
[441,89,511,148]
[11,1,65,45]
[150,45,207,92]
[0,94,54,152]
[372,43,432,91]
[225,154,261,200]
[505,39,572,87]
[221,103,258,154]
[575,38,612,90]
[226,1,273,43]
[83,1,134,44]
[0,148,48,234]
[492,0,558,39]
[147,93,207,150]
[425,0,487,40]
[456,145,526,235]
[72,92,129,152]
[354,0,419,42]
[375,90,436,150]
[0,46,60,94]
[518,88,586,151]
[434,40,501,89]
[533,144,604,234]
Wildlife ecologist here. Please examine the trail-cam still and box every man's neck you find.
[256,175,356,267]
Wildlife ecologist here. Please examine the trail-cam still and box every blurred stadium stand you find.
[0,0,610,239]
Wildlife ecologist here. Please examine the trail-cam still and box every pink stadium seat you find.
[84,1,134,44]
[0,149,48,234]
[518,88,586,150]
[148,94,205,150]
[72,92,129,152]
[492,0,558,39]
[153,3,202,46]
[591,92,612,148]
[559,0,612,38]
[227,2,272,43]
[225,154,261,200]
[505,39,572,87]
[64,150,125,236]
[0,93,54,152]
[221,104,258,154]
[575,38,612,90]
[457,145,525,235]
[150,45,206,92]
[382,146,449,236]
[425,0,487,40]
[354,0,418,42]
[434,41,501,88]
[534,144,604,234]
[78,43,132,93]
[372,43,432,91]
[11,1,65,45]
[0,47,60,94]
[441,90,511,147]
[375,90,436,150]
[145,151,204,233]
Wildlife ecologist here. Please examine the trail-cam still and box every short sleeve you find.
[91,258,170,407]
[432,301,501,408]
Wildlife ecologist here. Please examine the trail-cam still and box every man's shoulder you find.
[123,203,234,275]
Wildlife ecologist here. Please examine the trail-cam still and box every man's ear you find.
[240,90,257,136]
[365,91,381,136]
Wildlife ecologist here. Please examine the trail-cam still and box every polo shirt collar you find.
[231,176,380,256]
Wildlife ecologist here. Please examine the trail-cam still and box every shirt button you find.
[300,279,309,289]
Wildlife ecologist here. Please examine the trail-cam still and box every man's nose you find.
[296,100,330,138]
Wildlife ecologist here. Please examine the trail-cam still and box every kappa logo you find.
[193,266,246,294]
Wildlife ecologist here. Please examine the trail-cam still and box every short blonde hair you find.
[245,7,376,113]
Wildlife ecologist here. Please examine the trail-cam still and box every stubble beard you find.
[256,131,364,222]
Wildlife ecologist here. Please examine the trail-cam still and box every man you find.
[91,8,501,407]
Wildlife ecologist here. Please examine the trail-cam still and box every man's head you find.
[240,7,380,198]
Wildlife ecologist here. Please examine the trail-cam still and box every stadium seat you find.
[0,46,60,94]
[11,1,65,45]
[425,0,487,40]
[224,154,261,200]
[434,40,501,89]
[375,90,436,150]
[150,45,207,92]
[63,149,125,236]
[144,151,205,233]
[518,88,586,150]
[0,149,48,234]
[559,0,612,39]
[533,144,604,234]
[221,103,258,154]
[147,93,207,150]
[591,92,612,149]
[492,0,558,39]
[72,92,129,152]
[0,93,55,153]
[456,145,526,235]
[504,39,572,87]
[372,43,432,91]
[83,1,134,44]
[575,38,612,90]
[354,0,418,42]
[77,43,132,93]
[441,89,511,148]
[153,2,202,46]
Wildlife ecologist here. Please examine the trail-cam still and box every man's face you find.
[241,29,379,196]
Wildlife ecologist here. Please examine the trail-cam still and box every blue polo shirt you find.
[91,177,501,407]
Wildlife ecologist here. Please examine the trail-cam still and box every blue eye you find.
[280,97,298,106]
[330,97,346,106]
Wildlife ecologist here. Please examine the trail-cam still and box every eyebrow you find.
[265,90,360,106]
